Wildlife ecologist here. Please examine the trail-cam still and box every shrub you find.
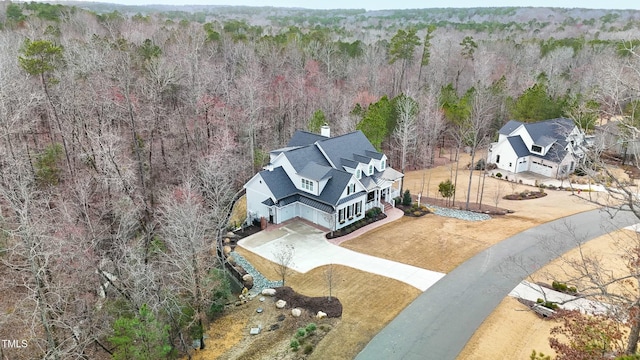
[304,344,313,354]
[305,323,317,333]
[402,189,412,206]
[296,328,306,338]
[496,172,503,178]
[475,159,486,170]
[290,339,300,351]
[365,207,382,218]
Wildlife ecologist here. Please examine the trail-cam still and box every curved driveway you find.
[355,208,639,360]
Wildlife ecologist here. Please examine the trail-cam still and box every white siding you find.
[244,173,275,223]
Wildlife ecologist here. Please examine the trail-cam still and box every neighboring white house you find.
[243,126,403,231]
[487,118,586,179]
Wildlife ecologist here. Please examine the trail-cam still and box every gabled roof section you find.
[353,154,373,164]
[524,118,575,144]
[316,131,378,169]
[315,169,354,205]
[364,150,384,160]
[298,162,333,181]
[283,145,331,172]
[540,142,568,162]
[499,120,523,135]
[507,136,529,157]
[260,167,297,200]
[340,158,359,169]
[287,130,327,147]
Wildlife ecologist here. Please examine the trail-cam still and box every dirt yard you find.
[193,151,612,360]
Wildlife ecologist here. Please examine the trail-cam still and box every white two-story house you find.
[487,118,586,178]
[243,126,403,231]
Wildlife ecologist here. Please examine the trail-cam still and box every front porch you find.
[365,186,401,213]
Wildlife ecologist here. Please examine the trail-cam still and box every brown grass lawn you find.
[459,229,640,359]
[195,152,607,360]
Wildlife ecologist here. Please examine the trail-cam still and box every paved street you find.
[355,208,639,360]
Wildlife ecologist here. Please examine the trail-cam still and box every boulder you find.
[316,311,327,319]
[224,238,231,244]
[223,245,232,256]
[227,256,236,265]
[291,308,302,317]
[242,274,254,288]
[261,288,276,296]
[275,300,286,309]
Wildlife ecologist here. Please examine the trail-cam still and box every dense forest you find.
[1,1,640,359]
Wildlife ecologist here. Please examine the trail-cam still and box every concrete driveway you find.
[237,220,445,291]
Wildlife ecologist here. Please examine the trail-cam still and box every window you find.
[338,208,345,223]
[347,183,356,195]
[368,164,374,175]
[496,155,500,164]
[347,205,353,219]
[301,178,314,192]
[356,169,361,179]
[380,160,386,170]
[531,145,542,153]
[355,201,362,216]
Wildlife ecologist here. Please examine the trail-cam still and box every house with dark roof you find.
[243,126,403,231]
[487,118,586,178]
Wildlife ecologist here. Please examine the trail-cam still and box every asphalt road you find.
[355,208,639,360]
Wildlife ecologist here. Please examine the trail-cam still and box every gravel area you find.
[231,251,282,294]
[424,203,491,221]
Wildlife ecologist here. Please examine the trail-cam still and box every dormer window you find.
[356,169,361,179]
[531,145,542,154]
[368,164,374,175]
[380,160,386,170]
[346,183,356,195]
[301,178,314,192]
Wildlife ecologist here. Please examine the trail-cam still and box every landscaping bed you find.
[504,190,548,200]
[325,209,387,239]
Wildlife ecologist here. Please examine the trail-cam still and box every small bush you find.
[296,328,306,338]
[304,344,313,354]
[496,172,503,178]
[290,339,300,351]
[305,323,317,333]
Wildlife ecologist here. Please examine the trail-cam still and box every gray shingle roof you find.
[298,162,333,181]
[365,150,384,160]
[316,131,377,168]
[337,191,366,205]
[524,118,575,144]
[541,142,568,162]
[284,145,331,172]
[499,120,523,135]
[507,136,529,157]
[287,131,327,147]
[340,158,359,169]
[259,167,297,200]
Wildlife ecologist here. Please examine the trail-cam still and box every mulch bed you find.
[503,192,548,200]
[275,286,343,318]
[325,213,387,239]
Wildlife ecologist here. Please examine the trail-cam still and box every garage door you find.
[530,160,554,177]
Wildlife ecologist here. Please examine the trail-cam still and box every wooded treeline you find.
[1,2,640,359]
